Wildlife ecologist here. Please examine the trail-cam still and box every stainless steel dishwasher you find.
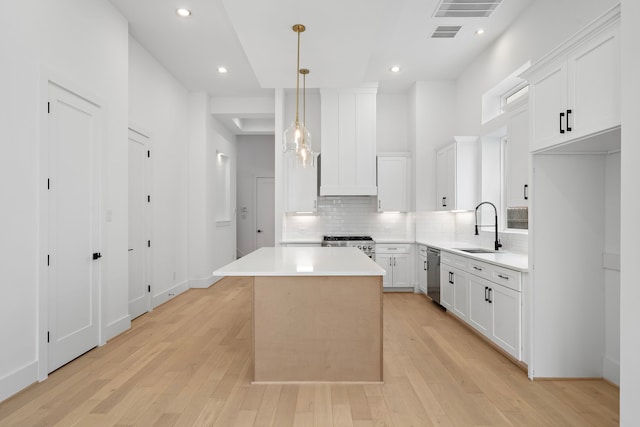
[426,247,441,306]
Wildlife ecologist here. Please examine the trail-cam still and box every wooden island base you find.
[252,275,383,383]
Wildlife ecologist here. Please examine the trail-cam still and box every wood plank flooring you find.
[0,277,619,426]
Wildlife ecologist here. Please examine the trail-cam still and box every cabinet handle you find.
[424,260,427,271]
[484,286,489,302]
[449,272,454,284]
[393,257,396,267]
[442,196,447,207]
[488,288,493,303]
[389,258,392,266]
[378,200,381,209]
[559,112,565,134]
[566,109,572,132]
[524,184,529,200]
[314,200,317,209]
[497,274,509,280]
[473,266,482,271]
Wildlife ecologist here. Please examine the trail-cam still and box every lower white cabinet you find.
[376,244,412,289]
[417,245,428,293]
[440,262,469,322]
[442,250,523,361]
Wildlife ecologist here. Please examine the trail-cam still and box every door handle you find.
[442,196,447,207]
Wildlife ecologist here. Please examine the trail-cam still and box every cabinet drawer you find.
[490,265,522,292]
[441,251,468,270]
[377,244,410,254]
[468,259,492,280]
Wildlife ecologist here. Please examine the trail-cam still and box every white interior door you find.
[255,177,275,250]
[128,129,150,320]
[47,82,101,373]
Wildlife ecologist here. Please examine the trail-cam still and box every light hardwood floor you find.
[0,277,618,426]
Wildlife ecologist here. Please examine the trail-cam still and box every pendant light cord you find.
[295,28,301,125]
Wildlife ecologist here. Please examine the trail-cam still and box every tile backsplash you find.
[283,197,528,253]
[283,196,414,241]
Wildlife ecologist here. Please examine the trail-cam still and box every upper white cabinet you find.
[436,136,478,211]
[377,154,410,212]
[320,87,377,196]
[505,103,529,208]
[284,153,318,213]
[523,6,620,153]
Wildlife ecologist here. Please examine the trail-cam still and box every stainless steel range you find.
[321,235,375,259]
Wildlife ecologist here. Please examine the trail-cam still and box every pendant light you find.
[297,68,314,168]
[283,24,314,168]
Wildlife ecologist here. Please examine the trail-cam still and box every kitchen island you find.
[213,247,385,383]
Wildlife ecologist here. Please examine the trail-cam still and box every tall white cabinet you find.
[436,136,478,211]
[320,87,377,196]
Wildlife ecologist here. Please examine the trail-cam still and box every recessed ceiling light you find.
[217,66,228,74]
[176,8,191,17]
[390,66,401,73]
[476,29,485,35]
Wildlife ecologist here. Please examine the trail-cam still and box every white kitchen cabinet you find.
[440,252,469,321]
[320,87,377,196]
[417,245,428,294]
[505,103,529,208]
[376,244,412,289]
[377,154,410,212]
[524,8,620,153]
[466,259,522,360]
[436,136,478,211]
[284,153,318,213]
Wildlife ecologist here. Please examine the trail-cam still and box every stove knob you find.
[357,245,362,249]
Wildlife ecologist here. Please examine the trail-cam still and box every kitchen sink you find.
[454,248,496,254]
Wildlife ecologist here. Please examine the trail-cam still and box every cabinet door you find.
[418,254,428,293]
[505,106,530,208]
[285,154,317,213]
[375,254,393,288]
[529,60,568,152]
[490,283,521,359]
[391,253,411,287]
[436,145,454,210]
[567,26,620,141]
[451,267,469,321]
[377,156,408,212]
[468,275,491,336]
[440,266,453,310]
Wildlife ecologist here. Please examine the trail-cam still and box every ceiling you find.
[109,0,533,133]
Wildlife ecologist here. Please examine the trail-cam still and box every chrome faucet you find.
[474,201,502,251]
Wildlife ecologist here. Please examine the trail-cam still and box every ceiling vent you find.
[434,0,502,18]
[431,25,462,38]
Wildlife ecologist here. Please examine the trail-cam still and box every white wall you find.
[620,0,640,423]
[377,93,410,152]
[236,136,275,257]
[411,81,457,212]
[129,37,190,305]
[0,0,128,401]
[604,152,620,384]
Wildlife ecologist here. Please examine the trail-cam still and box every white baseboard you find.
[604,356,620,386]
[152,280,189,308]
[189,275,216,289]
[0,361,37,403]
[105,314,131,342]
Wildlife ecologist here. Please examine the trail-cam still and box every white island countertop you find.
[214,247,386,277]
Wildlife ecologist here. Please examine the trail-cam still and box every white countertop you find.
[214,247,386,277]
[416,240,528,272]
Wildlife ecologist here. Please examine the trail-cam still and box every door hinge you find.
[47,254,50,266]
[147,195,150,203]
[47,331,50,343]
[47,102,50,114]
[147,150,150,158]
[147,240,151,248]
[148,285,151,293]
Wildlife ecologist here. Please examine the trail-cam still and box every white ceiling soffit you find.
[220,0,393,89]
[434,0,503,18]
